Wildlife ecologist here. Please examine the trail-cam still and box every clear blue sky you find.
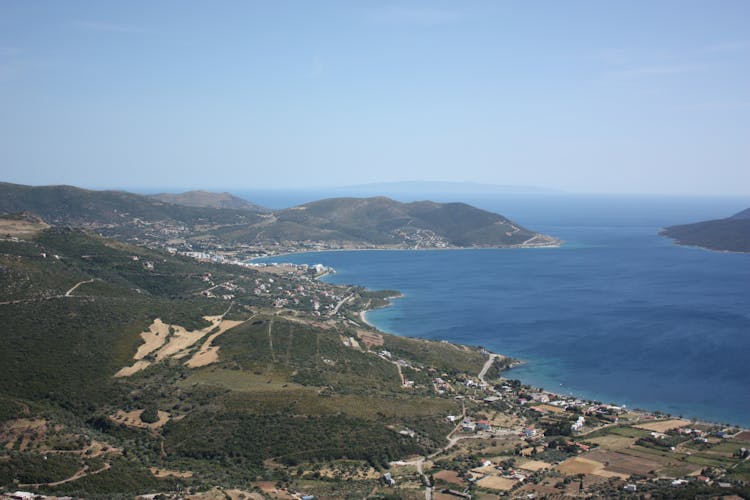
[1,1,749,195]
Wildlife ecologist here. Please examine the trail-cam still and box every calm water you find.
[253,194,750,426]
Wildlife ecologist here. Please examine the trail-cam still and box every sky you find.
[1,1,749,195]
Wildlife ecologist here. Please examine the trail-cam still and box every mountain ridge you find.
[0,182,560,251]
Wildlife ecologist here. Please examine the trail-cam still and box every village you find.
[148,242,750,499]
[370,361,750,499]
[3,214,748,500]
[224,337,750,500]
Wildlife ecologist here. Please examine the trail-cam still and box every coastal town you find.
[318,320,750,499]
[2,212,748,499]
[109,249,750,498]
[115,246,750,498]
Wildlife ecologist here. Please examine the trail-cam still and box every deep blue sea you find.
[250,193,750,426]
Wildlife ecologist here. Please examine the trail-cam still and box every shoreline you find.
[658,227,750,254]
[358,292,404,329]
[349,283,748,429]
[249,240,564,262]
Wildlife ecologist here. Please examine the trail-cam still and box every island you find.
[1,187,749,499]
[660,207,750,253]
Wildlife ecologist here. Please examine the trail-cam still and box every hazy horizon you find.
[6,178,750,203]
[2,1,749,195]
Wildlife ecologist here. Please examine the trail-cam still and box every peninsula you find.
[0,182,560,258]
[660,207,750,253]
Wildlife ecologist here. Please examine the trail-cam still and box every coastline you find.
[250,239,564,262]
[349,281,748,429]
[358,292,404,329]
[658,228,750,254]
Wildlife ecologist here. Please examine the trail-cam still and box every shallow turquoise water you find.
[253,194,750,426]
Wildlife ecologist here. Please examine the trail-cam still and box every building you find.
[476,419,492,431]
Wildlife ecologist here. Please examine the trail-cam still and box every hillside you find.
[660,208,750,253]
[0,182,264,242]
[149,190,267,212]
[2,216,749,499]
[196,196,559,249]
[0,220,493,497]
[0,183,559,252]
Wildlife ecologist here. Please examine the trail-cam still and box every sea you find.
[246,191,750,427]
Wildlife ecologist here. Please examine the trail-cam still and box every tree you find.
[140,407,159,424]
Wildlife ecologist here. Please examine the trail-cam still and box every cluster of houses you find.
[571,415,586,432]
[448,416,492,433]
[432,376,455,394]
[465,459,530,486]
[247,272,344,315]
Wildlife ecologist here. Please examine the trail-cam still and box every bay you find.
[252,193,750,426]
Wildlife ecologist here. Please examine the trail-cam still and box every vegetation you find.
[0,223,492,496]
[0,182,556,248]
[1,193,746,498]
[148,190,267,211]
[661,207,750,252]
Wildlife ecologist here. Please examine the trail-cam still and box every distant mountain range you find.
[0,182,559,249]
[335,181,563,195]
[660,208,750,253]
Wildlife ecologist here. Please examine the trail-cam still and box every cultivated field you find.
[518,460,553,472]
[433,469,464,486]
[585,449,664,476]
[557,456,604,475]
[635,419,690,433]
[476,475,517,491]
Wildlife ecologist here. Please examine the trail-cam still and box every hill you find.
[199,196,559,249]
[149,190,267,212]
[2,216,748,499]
[0,182,264,241]
[0,219,495,497]
[0,183,559,252]
[660,207,750,253]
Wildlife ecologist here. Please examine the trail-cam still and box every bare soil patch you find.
[557,456,605,475]
[357,329,384,347]
[588,434,639,450]
[518,459,553,472]
[532,403,566,414]
[433,469,465,486]
[184,487,263,500]
[110,409,170,431]
[116,314,245,376]
[114,360,151,377]
[186,319,245,368]
[586,448,664,476]
[1,418,47,451]
[0,217,49,238]
[134,318,170,359]
[149,467,194,478]
[476,475,517,491]
[635,419,690,433]
[254,481,296,499]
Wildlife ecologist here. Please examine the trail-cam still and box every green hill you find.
[0,220,492,496]
[215,196,559,248]
[149,190,267,212]
[660,208,750,253]
[0,183,559,250]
